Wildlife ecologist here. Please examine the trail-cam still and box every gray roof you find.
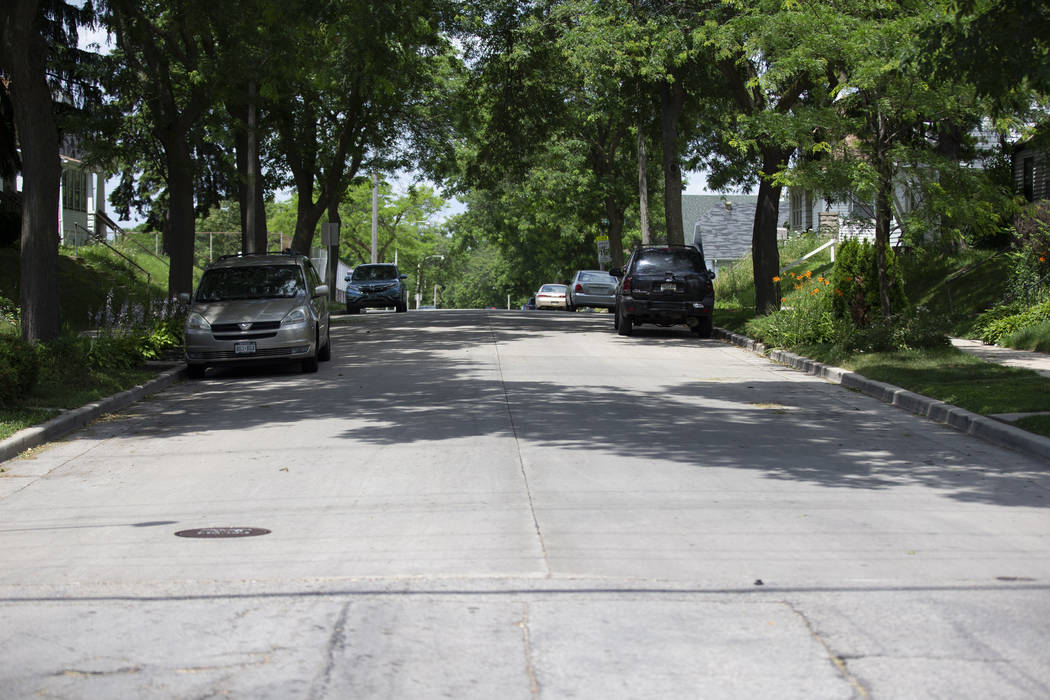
[682,195,756,260]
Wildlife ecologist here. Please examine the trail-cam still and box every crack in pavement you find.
[784,601,871,699]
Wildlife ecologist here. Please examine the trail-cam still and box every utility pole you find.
[371,172,378,263]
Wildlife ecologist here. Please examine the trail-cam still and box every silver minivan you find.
[180,252,331,378]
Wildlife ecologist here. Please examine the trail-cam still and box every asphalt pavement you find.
[1,310,1048,698]
[2,327,1049,465]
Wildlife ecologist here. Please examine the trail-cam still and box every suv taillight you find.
[622,276,632,293]
[575,283,583,292]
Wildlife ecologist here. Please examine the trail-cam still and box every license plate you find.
[661,283,677,292]
[234,341,256,355]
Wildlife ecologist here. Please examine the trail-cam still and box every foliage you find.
[0,335,40,406]
[829,239,907,327]
[745,269,837,348]
[1007,201,1050,303]
[974,300,1050,345]
[1001,320,1050,353]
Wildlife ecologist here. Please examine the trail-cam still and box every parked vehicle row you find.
[528,245,714,339]
[178,245,716,379]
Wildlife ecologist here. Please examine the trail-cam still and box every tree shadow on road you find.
[118,310,1050,509]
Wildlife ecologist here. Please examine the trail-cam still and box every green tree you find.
[1,0,95,341]
[100,0,229,297]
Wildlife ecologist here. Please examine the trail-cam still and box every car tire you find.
[613,304,620,330]
[565,302,575,312]
[396,301,407,313]
[694,316,713,338]
[346,304,360,315]
[186,364,206,379]
[319,326,332,361]
[617,304,633,336]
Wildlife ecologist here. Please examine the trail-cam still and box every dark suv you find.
[611,245,715,338]
[344,263,409,313]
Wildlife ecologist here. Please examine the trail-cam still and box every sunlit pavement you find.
[1,310,1048,698]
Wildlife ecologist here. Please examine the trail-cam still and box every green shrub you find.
[0,335,40,406]
[830,239,907,326]
[1002,319,1050,353]
[975,300,1050,345]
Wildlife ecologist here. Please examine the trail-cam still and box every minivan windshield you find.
[196,265,306,302]
[635,249,705,274]
[351,265,399,282]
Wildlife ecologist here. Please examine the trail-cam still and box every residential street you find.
[1,309,1048,698]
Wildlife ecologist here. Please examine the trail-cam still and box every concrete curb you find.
[0,365,186,464]
[714,327,1050,463]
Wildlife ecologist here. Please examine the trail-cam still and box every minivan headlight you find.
[186,312,211,330]
[281,307,308,328]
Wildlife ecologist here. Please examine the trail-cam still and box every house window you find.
[790,191,803,229]
[62,169,88,212]
[1023,156,1035,201]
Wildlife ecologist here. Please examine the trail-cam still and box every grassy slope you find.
[1,242,172,441]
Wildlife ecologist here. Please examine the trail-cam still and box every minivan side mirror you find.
[609,268,623,277]
[177,292,191,303]
[708,269,716,279]
[314,284,330,297]
[399,273,408,280]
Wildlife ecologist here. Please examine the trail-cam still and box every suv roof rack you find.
[215,249,300,262]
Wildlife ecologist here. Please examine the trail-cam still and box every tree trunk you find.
[874,157,894,321]
[291,187,325,255]
[752,147,791,315]
[660,80,685,246]
[638,124,650,246]
[164,139,196,297]
[2,0,61,342]
[326,188,341,300]
[604,195,625,271]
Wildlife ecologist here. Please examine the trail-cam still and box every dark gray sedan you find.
[567,270,617,311]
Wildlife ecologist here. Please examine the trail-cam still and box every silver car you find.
[181,252,331,378]
[567,270,617,311]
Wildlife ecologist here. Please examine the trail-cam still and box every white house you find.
[0,133,108,247]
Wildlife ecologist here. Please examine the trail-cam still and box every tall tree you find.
[696,1,848,314]
[1,0,92,341]
[101,0,227,297]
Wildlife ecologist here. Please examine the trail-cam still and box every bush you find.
[0,335,40,406]
[975,300,1050,345]
[830,239,907,326]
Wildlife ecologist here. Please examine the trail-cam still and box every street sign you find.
[596,236,611,264]
[321,222,340,246]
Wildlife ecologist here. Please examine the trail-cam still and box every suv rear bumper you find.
[622,297,713,321]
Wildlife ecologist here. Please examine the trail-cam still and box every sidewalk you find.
[715,329,1050,463]
[950,337,1050,378]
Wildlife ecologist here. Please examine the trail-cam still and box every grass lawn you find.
[0,366,159,442]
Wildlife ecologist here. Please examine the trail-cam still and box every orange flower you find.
[781,297,787,303]
[772,275,781,283]
[804,269,813,278]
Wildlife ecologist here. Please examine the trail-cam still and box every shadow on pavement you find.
[115,310,1049,509]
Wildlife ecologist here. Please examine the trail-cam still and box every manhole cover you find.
[175,527,270,538]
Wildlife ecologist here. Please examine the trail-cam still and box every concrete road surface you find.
[1,310,1048,699]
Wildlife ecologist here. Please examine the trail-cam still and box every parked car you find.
[345,263,408,313]
[611,245,715,337]
[567,269,617,311]
[181,251,331,377]
[521,296,536,311]
[534,284,568,310]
